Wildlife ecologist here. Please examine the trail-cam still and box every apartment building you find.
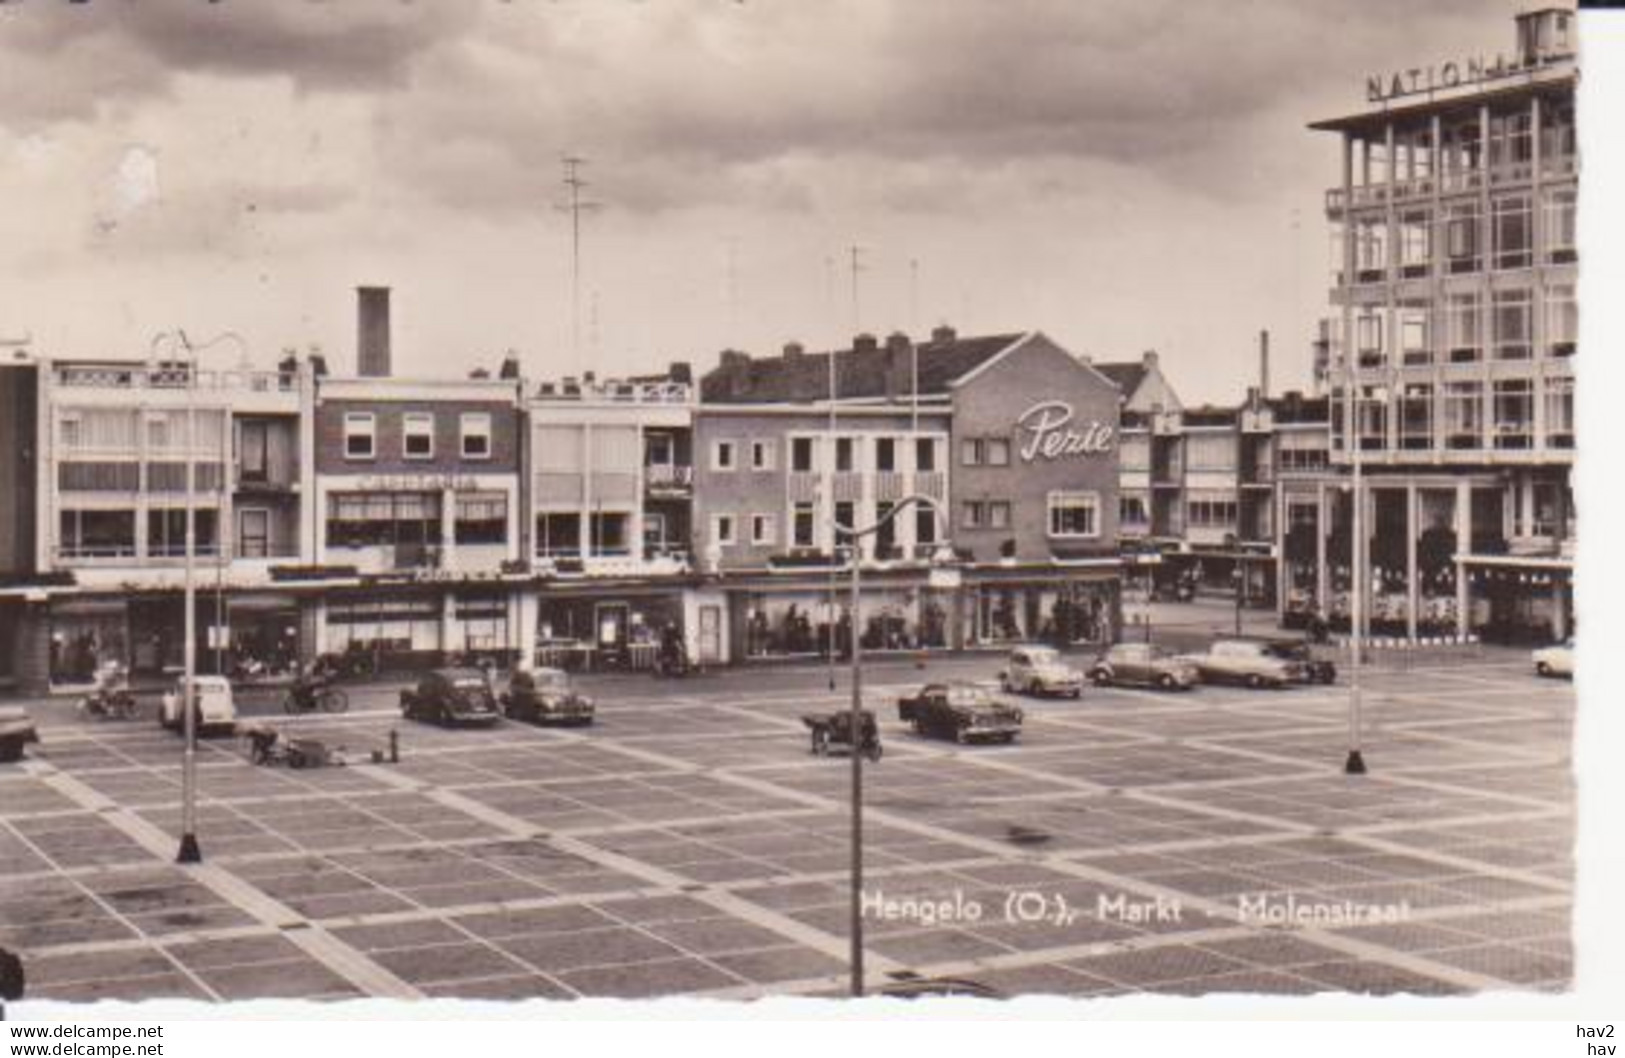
[1313,6,1576,643]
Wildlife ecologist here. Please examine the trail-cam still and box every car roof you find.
[433,667,488,680]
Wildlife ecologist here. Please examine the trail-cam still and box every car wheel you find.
[1536,661,1551,677]
[1157,673,1177,690]
[1245,673,1265,690]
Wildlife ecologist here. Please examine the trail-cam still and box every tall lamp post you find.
[156,329,247,865]
[1343,360,1367,776]
[834,494,953,998]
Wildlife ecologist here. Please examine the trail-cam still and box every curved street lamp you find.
[832,493,955,997]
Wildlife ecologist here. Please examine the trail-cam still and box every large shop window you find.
[454,492,508,545]
[536,512,581,556]
[147,507,220,557]
[455,593,509,652]
[1492,380,1534,450]
[1048,491,1100,539]
[58,509,136,559]
[403,412,435,460]
[326,597,441,655]
[327,491,441,548]
[344,413,376,459]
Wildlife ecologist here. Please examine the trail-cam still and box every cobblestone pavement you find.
[0,649,1573,1003]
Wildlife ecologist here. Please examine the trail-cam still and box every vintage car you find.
[159,675,239,735]
[1236,636,1337,684]
[998,645,1084,698]
[400,668,503,727]
[1087,643,1200,690]
[1178,638,1309,689]
[897,681,1023,744]
[502,666,595,725]
[1532,639,1574,678]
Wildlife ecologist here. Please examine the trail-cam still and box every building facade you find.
[1312,6,1577,643]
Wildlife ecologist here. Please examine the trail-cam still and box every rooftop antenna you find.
[556,155,602,371]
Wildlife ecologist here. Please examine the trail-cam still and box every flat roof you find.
[1309,64,1574,134]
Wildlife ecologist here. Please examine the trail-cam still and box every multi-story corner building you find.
[696,328,1123,662]
[4,350,314,692]
[307,290,529,667]
[524,365,711,670]
[1312,6,1576,643]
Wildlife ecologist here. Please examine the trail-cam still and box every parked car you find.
[1178,638,1308,689]
[1532,639,1574,678]
[0,706,39,763]
[998,645,1083,698]
[897,681,1024,744]
[400,668,503,727]
[1248,636,1337,684]
[1087,643,1199,690]
[159,675,238,735]
[502,666,595,725]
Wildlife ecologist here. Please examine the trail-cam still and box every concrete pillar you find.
[516,587,539,667]
[1405,483,1419,641]
[1316,482,1329,615]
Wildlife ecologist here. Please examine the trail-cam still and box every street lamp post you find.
[1344,362,1367,776]
[834,494,952,998]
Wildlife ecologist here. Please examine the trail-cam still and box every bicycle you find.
[282,681,349,715]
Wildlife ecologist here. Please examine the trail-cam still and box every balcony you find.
[788,472,820,504]
[534,378,694,405]
[644,464,693,495]
[53,363,300,395]
[831,472,864,503]
[912,470,946,501]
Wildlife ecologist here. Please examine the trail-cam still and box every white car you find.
[999,645,1083,698]
[1532,639,1574,679]
[160,675,239,735]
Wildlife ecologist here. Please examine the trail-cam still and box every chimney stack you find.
[357,286,391,378]
[1141,349,1159,369]
[884,331,912,399]
[783,341,805,361]
[1259,329,1270,398]
[853,333,878,355]
[930,324,957,345]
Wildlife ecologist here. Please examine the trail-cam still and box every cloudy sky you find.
[0,0,1553,402]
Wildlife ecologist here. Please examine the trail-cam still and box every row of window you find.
[1350,285,1576,365]
[1340,190,1576,282]
[1335,377,1574,451]
[325,491,509,547]
[711,435,944,474]
[343,412,493,461]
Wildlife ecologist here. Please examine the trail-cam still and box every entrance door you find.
[698,605,721,664]
[595,602,630,668]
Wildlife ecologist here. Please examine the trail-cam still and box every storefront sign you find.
[1014,401,1115,462]
[1365,53,1539,103]
[352,473,480,492]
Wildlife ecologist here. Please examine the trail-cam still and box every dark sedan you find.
[502,667,595,725]
[400,668,503,727]
[897,681,1023,744]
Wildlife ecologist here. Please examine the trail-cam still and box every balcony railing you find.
[54,364,299,394]
[534,379,694,405]
[788,472,820,503]
[644,464,693,491]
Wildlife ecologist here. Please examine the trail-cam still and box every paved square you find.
[1,648,1573,1002]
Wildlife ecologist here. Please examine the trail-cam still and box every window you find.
[1277,431,1329,472]
[1545,189,1577,263]
[643,512,668,553]
[712,439,736,472]
[792,503,815,548]
[875,501,897,556]
[1488,110,1532,169]
[239,420,269,483]
[1398,303,1431,365]
[146,413,172,452]
[915,437,936,472]
[403,412,435,460]
[834,501,855,544]
[460,413,492,459]
[1491,195,1533,270]
[962,501,985,529]
[1445,292,1482,362]
[454,492,507,545]
[1399,384,1433,450]
[1399,210,1431,276]
[1120,494,1149,527]
[988,501,1011,530]
[58,509,136,559]
[535,512,581,557]
[961,439,983,467]
[1546,284,1577,357]
[757,439,781,471]
[1444,382,1483,450]
[1492,380,1534,449]
[1355,309,1385,367]
[147,508,218,557]
[1444,201,1480,273]
[1119,435,1150,473]
[589,512,630,555]
[1493,289,1532,361]
[1185,496,1238,529]
[835,437,854,472]
[1545,376,1574,449]
[986,438,1010,467]
[915,506,937,546]
[1186,432,1235,472]
[1356,387,1387,450]
[58,413,83,450]
[750,513,775,547]
[327,491,441,549]
[1531,482,1559,539]
[238,508,270,558]
[1353,217,1388,282]
[645,432,673,467]
[1048,491,1099,538]
[875,437,896,472]
[344,413,376,460]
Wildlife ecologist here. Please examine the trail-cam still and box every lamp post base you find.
[176,833,203,864]
[1343,749,1367,775]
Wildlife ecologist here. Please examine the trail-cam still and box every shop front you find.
[961,568,1120,650]
[533,585,686,671]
